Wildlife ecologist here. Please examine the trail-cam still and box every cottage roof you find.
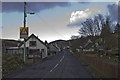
[6,47,19,49]
[19,34,47,47]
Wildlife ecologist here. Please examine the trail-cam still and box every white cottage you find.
[19,34,47,59]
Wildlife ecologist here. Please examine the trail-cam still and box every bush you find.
[112,50,119,55]
[71,48,77,53]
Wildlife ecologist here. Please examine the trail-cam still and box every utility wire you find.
[26,3,67,39]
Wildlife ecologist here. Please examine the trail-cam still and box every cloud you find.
[67,8,103,27]
[107,1,120,22]
[2,2,71,13]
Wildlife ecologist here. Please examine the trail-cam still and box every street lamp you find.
[29,12,35,15]
[23,2,35,63]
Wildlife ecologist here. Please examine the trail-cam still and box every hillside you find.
[49,39,69,49]
[69,33,118,52]
[2,39,22,47]
[2,39,23,53]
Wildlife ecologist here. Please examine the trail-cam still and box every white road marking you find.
[50,55,64,72]
[60,56,64,62]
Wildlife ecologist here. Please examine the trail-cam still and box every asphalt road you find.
[5,50,94,78]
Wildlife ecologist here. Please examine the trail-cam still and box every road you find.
[5,50,94,78]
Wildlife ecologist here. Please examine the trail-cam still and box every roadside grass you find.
[87,65,105,78]
[2,54,25,77]
[78,51,119,65]
[73,53,104,78]
[2,53,51,77]
[97,56,120,65]
[73,52,119,78]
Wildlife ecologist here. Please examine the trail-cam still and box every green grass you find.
[74,52,119,78]
[74,53,105,78]
[88,65,105,78]
[2,53,42,77]
[2,54,25,77]
[70,33,118,51]
[71,48,77,53]
[97,56,119,65]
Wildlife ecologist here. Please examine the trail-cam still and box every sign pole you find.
[24,2,26,63]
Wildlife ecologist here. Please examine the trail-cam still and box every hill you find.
[69,33,118,52]
[2,39,23,53]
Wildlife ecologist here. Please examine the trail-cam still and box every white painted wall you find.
[20,37,47,58]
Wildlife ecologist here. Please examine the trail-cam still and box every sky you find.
[1,0,119,42]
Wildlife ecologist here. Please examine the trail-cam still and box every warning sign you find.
[20,27,28,39]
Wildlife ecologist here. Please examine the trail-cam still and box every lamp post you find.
[23,2,26,63]
[23,2,35,63]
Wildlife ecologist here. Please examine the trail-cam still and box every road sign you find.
[20,27,28,39]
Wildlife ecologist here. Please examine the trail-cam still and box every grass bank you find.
[74,52,119,78]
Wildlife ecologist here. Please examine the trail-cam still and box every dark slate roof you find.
[84,43,94,49]
[18,34,47,47]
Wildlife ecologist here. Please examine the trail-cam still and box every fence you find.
[75,53,119,78]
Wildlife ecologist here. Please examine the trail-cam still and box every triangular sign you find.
[21,28,27,34]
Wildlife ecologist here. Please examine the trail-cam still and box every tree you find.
[114,23,120,33]
[79,19,94,36]
[79,14,105,37]
[45,40,48,45]
[100,16,112,37]
[71,35,79,39]
[94,14,105,35]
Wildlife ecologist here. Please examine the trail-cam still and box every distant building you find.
[80,39,95,52]
[6,47,23,54]
[83,48,94,52]
[47,44,59,55]
[97,45,107,55]
[2,39,21,54]
[49,40,68,51]
[19,34,47,59]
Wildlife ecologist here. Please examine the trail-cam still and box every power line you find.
[26,3,67,39]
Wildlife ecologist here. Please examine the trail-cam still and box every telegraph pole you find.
[23,2,35,63]
[24,2,26,63]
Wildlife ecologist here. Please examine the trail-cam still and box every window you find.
[29,41,36,47]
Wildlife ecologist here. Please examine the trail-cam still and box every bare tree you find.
[78,14,106,37]
[71,35,79,39]
[93,14,105,35]
[114,23,120,33]
[79,18,94,36]
[100,16,112,37]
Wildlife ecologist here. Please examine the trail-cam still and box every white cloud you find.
[116,1,120,6]
[68,8,103,26]
[108,1,120,22]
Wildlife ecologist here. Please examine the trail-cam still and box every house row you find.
[75,38,108,54]
[5,34,60,59]
[75,39,95,52]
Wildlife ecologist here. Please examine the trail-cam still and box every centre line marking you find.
[49,55,64,72]
[60,56,64,62]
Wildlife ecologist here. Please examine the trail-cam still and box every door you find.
[41,49,46,59]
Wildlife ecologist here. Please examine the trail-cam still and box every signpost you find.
[20,27,28,63]
[20,2,34,63]
[19,2,27,63]
[20,27,28,39]
[23,2,27,63]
